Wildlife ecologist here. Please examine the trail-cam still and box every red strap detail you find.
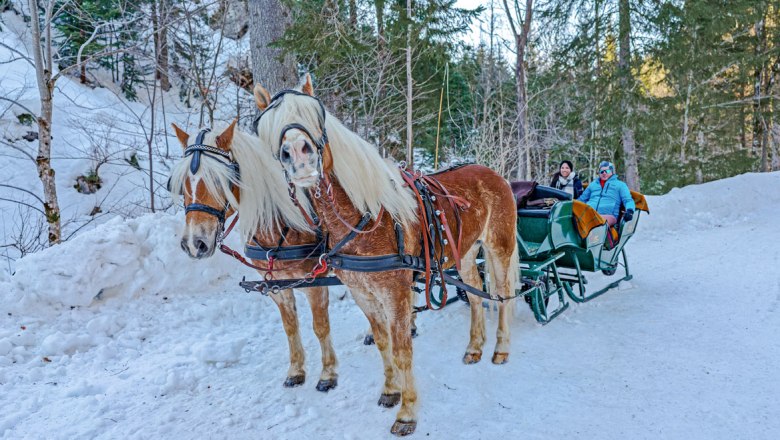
[311,259,329,277]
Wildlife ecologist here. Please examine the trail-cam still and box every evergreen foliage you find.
[28,0,780,194]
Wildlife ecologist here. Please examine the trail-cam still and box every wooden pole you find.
[434,87,444,170]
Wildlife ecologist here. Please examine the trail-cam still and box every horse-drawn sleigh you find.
[168,75,647,436]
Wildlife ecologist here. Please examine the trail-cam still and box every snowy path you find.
[2,173,779,439]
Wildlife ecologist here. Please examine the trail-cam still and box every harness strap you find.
[217,215,273,272]
[245,242,326,261]
[420,175,466,271]
[326,213,373,257]
[398,170,439,310]
[185,203,226,223]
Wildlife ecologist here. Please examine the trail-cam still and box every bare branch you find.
[0,42,35,68]
[0,184,45,205]
[0,198,46,216]
[0,139,37,162]
[0,96,38,121]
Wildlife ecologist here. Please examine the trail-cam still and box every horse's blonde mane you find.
[255,93,418,226]
[169,123,313,240]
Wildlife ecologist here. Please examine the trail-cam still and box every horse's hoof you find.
[492,352,509,364]
[283,375,305,387]
[391,419,417,436]
[363,334,375,345]
[378,392,401,408]
[462,352,482,364]
[316,378,337,392]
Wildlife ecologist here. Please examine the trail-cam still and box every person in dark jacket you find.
[578,161,635,226]
[549,160,583,199]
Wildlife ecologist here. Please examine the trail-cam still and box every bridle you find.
[253,89,331,227]
[171,128,241,227]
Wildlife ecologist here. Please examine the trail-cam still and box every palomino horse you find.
[253,76,519,436]
[168,121,338,391]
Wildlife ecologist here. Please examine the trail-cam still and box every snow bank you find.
[642,171,780,233]
[6,213,253,309]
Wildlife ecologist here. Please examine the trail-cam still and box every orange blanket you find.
[631,191,649,213]
[571,200,607,240]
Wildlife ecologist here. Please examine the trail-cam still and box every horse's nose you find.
[280,144,292,163]
[180,238,188,253]
[195,238,211,257]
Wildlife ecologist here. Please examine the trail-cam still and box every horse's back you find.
[431,164,515,207]
[426,164,516,250]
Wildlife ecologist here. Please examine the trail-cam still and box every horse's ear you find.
[216,119,238,151]
[300,73,314,96]
[171,123,189,148]
[253,83,271,111]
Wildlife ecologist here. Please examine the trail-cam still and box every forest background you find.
[1,0,778,261]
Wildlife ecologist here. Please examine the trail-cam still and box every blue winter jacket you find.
[578,175,636,218]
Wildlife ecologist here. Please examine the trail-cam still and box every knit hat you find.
[599,161,615,174]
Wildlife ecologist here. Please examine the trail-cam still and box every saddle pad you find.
[510,181,538,209]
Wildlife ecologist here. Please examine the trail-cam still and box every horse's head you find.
[168,121,241,258]
[253,74,332,189]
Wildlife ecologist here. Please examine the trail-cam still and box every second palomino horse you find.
[253,75,519,436]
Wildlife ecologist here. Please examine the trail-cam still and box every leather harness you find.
[243,89,511,304]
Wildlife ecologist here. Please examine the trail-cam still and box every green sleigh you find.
[515,184,648,324]
[449,183,649,325]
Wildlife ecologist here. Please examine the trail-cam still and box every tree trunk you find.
[157,0,171,91]
[349,0,357,28]
[503,0,533,181]
[248,0,296,94]
[514,33,528,180]
[29,0,61,244]
[405,0,413,167]
[618,0,640,191]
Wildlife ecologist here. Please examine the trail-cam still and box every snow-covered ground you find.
[1,171,778,439]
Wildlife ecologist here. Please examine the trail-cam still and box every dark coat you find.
[550,172,583,199]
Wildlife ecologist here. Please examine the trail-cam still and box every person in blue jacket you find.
[578,161,636,226]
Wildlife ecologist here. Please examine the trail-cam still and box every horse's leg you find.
[483,234,519,365]
[269,288,306,387]
[382,282,418,436]
[301,286,338,392]
[350,288,400,407]
[460,244,487,364]
[364,288,417,345]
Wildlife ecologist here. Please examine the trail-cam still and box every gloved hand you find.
[623,209,634,222]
